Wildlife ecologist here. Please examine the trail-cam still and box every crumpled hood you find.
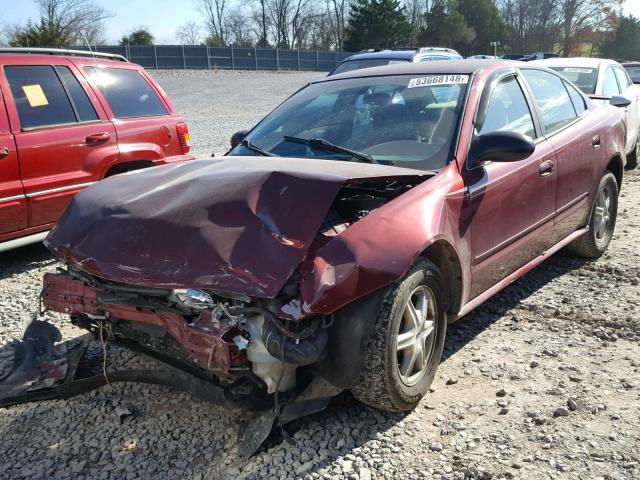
[46,157,426,298]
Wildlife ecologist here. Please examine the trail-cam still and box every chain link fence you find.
[71,45,353,71]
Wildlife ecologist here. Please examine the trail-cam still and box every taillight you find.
[176,122,190,154]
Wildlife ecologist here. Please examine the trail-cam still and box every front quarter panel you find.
[289,162,470,318]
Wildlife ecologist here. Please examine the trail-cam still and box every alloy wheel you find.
[396,285,438,386]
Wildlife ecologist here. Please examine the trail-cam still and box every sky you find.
[2,0,640,45]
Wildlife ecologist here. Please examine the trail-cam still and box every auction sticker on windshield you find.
[408,75,469,88]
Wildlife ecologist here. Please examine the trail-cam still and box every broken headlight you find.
[170,289,215,310]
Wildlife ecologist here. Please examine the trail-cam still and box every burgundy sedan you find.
[24,61,626,425]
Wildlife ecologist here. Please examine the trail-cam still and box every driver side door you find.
[462,74,557,299]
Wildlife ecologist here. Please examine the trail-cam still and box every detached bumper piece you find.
[0,318,225,408]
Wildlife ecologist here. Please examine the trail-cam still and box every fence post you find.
[334,50,338,69]
[316,50,319,71]
[153,44,158,69]
[230,45,235,70]
[206,45,211,69]
[297,49,300,71]
[254,47,258,70]
[182,44,186,69]
[276,48,280,71]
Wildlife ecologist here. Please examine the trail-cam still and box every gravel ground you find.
[1,71,640,480]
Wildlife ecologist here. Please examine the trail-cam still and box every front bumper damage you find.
[0,271,340,458]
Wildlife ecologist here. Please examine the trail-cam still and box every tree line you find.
[3,0,640,59]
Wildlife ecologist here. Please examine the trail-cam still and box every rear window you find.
[624,65,640,84]
[85,67,167,118]
[549,66,598,94]
[4,65,98,130]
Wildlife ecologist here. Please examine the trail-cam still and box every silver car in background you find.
[534,57,640,168]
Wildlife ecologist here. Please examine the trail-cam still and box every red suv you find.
[0,48,194,252]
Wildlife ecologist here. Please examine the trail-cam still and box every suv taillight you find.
[176,122,190,154]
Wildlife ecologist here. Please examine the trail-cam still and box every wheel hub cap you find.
[396,286,437,386]
[594,185,612,240]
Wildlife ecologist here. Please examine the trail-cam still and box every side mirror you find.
[469,131,535,167]
[230,130,248,148]
[610,95,631,108]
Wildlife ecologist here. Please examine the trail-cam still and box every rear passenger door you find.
[521,68,601,241]
[0,86,26,237]
[82,66,185,161]
[1,60,118,227]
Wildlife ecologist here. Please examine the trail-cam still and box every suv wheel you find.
[567,171,618,258]
[351,258,447,412]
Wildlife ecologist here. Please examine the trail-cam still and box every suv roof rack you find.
[0,47,128,62]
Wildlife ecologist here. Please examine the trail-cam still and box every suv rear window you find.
[85,67,167,118]
[4,65,98,130]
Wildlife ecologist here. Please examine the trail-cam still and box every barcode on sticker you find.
[563,67,592,73]
[408,75,469,88]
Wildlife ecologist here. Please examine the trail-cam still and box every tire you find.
[567,171,618,258]
[350,258,447,412]
[627,130,639,170]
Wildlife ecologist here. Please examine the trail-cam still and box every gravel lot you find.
[1,71,640,480]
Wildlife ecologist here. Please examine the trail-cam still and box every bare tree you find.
[197,0,228,45]
[176,20,203,44]
[36,0,111,45]
[227,8,256,46]
[404,0,430,47]
[559,0,622,55]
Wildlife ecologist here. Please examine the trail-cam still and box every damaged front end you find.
[2,157,432,456]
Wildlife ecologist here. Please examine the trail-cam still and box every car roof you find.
[0,52,135,69]
[531,57,608,69]
[318,59,513,83]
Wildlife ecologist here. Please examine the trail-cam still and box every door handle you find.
[539,160,554,177]
[0,147,8,158]
[85,133,111,145]
[592,135,601,149]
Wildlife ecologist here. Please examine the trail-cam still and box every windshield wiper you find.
[240,139,278,157]
[283,136,378,164]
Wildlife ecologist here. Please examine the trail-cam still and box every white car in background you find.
[534,57,640,168]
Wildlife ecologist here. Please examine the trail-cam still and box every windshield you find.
[549,66,598,94]
[331,58,410,75]
[229,74,469,171]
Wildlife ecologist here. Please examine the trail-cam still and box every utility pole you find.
[490,41,500,58]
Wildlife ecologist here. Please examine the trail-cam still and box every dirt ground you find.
[0,71,639,480]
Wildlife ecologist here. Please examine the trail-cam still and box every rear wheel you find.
[567,171,618,258]
[350,258,447,412]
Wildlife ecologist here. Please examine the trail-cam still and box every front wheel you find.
[350,258,447,412]
[567,171,618,258]
[627,129,639,169]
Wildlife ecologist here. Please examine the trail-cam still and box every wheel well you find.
[606,155,623,189]
[104,160,154,178]
[420,240,463,316]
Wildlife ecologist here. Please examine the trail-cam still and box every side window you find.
[479,76,536,139]
[56,66,99,122]
[602,67,620,97]
[522,69,577,134]
[84,67,167,118]
[613,67,630,91]
[564,80,586,115]
[4,65,76,129]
